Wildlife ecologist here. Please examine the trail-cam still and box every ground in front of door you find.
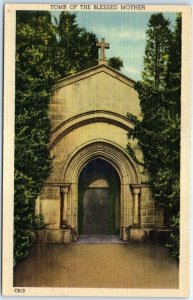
[14,241,179,288]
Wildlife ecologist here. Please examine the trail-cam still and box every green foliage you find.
[126,112,137,125]
[166,213,180,258]
[34,214,48,229]
[142,13,172,91]
[55,12,98,77]
[108,57,123,71]
[14,170,35,263]
[128,14,181,257]
[15,11,58,263]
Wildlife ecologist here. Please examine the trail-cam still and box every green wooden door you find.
[78,159,118,235]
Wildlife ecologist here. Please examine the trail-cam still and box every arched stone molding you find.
[63,139,140,184]
[49,110,135,151]
[61,139,141,240]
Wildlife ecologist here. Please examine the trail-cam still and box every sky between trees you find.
[52,11,177,80]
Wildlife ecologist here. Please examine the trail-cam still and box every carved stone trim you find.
[60,186,69,194]
[130,185,141,226]
[130,183,150,189]
[62,140,140,185]
[44,183,71,188]
[132,188,141,195]
[49,111,134,150]
[52,64,135,91]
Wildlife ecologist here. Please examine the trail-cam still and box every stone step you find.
[76,235,127,244]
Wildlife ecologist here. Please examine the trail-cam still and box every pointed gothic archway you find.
[62,139,140,240]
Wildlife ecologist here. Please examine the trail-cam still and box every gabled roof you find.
[52,63,136,90]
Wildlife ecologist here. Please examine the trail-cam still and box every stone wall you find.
[50,69,141,130]
[36,65,164,243]
[140,188,163,228]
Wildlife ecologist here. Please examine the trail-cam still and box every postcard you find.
[2,4,191,297]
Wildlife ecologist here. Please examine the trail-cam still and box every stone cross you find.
[96,38,110,63]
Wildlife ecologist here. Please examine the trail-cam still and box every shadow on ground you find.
[14,242,179,288]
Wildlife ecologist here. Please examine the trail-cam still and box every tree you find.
[108,57,123,71]
[55,12,98,77]
[15,11,58,263]
[142,14,172,91]
[164,14,181,256]
[127,13,181,257]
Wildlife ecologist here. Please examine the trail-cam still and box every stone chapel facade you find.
[35,40,164,243]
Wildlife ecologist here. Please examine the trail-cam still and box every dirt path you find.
[14,242,179,288]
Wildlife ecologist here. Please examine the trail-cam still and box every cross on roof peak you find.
[96,38,110,64]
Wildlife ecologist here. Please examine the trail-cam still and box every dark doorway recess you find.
[78,158,120,235]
